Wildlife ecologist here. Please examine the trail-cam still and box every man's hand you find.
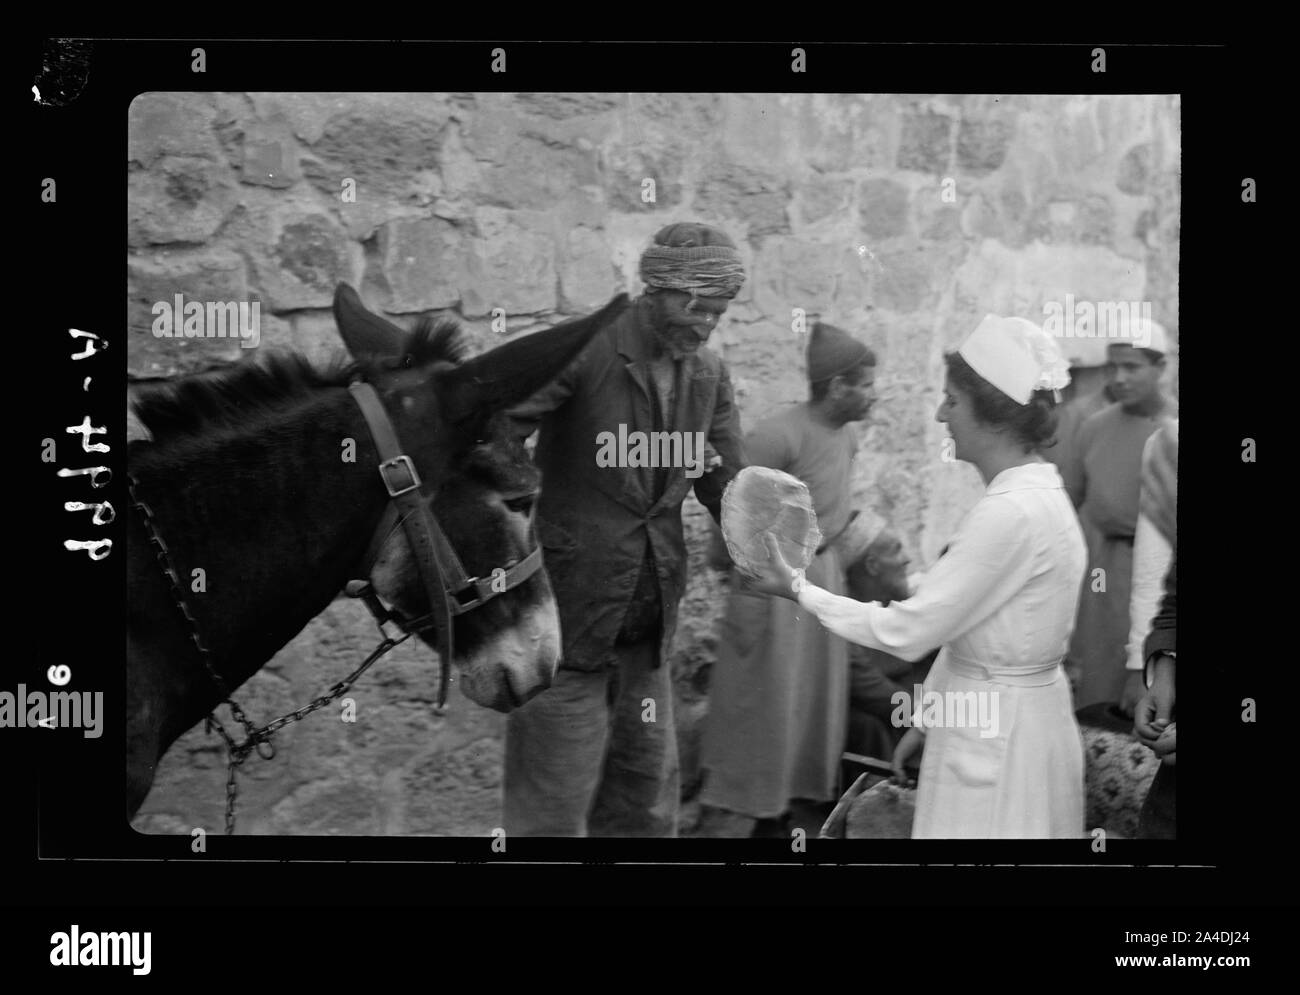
[1151,722,1176,766]
[1134,654,1175,749]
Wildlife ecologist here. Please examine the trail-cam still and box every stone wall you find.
[128,92,1180,835]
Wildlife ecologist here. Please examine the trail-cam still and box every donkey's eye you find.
[503,494,535,515]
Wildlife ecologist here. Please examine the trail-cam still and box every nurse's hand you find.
[891,727,924,787]
[738,534,803,601]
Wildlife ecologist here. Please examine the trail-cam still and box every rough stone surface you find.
[127,250,252,374]
[957,117,1013,175]
[128,93,1180,835]
[694,162,791,242]
[253,210,356,311]
[379,217,468,312]
[1117,143,1152,195]
[128,157,239,247]
[462,207,557,316]
[858,178,911,240]
[897,111,954,174]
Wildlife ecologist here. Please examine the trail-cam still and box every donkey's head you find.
[335,284,612,711]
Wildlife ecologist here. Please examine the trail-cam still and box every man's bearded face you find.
[648,290,729,359]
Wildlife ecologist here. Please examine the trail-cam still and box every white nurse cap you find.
[957,314,1072,405]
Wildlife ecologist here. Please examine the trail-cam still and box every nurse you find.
[742,314,1088,838]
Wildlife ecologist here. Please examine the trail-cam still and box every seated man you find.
[842,525,937,760]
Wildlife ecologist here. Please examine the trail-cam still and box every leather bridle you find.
[345,381,542,710]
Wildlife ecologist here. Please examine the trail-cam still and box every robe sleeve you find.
[1143,556,1177,686]
[1127,511,1173,671]
[796,495,1036,662]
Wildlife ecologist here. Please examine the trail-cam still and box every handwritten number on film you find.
[58,329,113,562]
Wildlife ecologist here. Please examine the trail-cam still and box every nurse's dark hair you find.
[943,351,1059,453]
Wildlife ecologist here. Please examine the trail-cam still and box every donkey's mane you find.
[130,315,470,441]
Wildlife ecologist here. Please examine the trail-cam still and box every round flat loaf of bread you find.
[721,466,822,577]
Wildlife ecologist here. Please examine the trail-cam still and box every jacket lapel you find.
[649,354,711,514]
[615,306,656,506]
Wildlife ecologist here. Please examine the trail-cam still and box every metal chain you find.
[128,473,410,834]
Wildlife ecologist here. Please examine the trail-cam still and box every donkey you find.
[126,284,613,818]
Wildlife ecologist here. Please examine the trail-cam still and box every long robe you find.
[700,404,856,818]
[1062,400,1177,708]
[797,462,1087,838]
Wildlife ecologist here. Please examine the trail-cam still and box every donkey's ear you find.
[334,283,408,361]
[436,294,627,423]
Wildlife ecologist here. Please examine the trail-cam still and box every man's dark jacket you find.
[507,293,746,672]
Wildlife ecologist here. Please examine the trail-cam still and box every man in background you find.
[1062,319,1177,710]
[698,322,878,836]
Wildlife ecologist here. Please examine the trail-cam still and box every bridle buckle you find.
[379,455,421,497]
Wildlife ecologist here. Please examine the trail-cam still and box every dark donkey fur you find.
[126,284,616,819]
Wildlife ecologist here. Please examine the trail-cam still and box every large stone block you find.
[751,238,843,319]
[246,92,349,145]
[128,157,240,247]
[250,211,356,311]
[918,200,963,242]
[379,217,468,312]
[693,162,791,241]
[238,116,301,189]
[960,190,1003,241]
[858,178,911,240]
[956,117,1013,175]
[1117,142,1152,195]
[1030,196,1111,246]
[799,94,895,173]
[462,207,557,317]
[128,92,222,164]
[558,226,618,313]
[798,176,854,226]
[897,110,954,173]
[603,146,683,212]
[873,247,937,313]
[480,135,600,211]
[127,250,251,375]
[311,110,444,198]
[718,93,801,168]
[634,92,724,137]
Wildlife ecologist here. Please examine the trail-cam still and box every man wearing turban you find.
[699,322,882,835]
[501,222,747,837]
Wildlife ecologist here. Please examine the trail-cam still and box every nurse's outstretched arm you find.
[796,496,1037,661]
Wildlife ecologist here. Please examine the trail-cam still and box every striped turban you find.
[639,222,746,299]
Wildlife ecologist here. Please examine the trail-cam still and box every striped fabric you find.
[1139,419,1178,546]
